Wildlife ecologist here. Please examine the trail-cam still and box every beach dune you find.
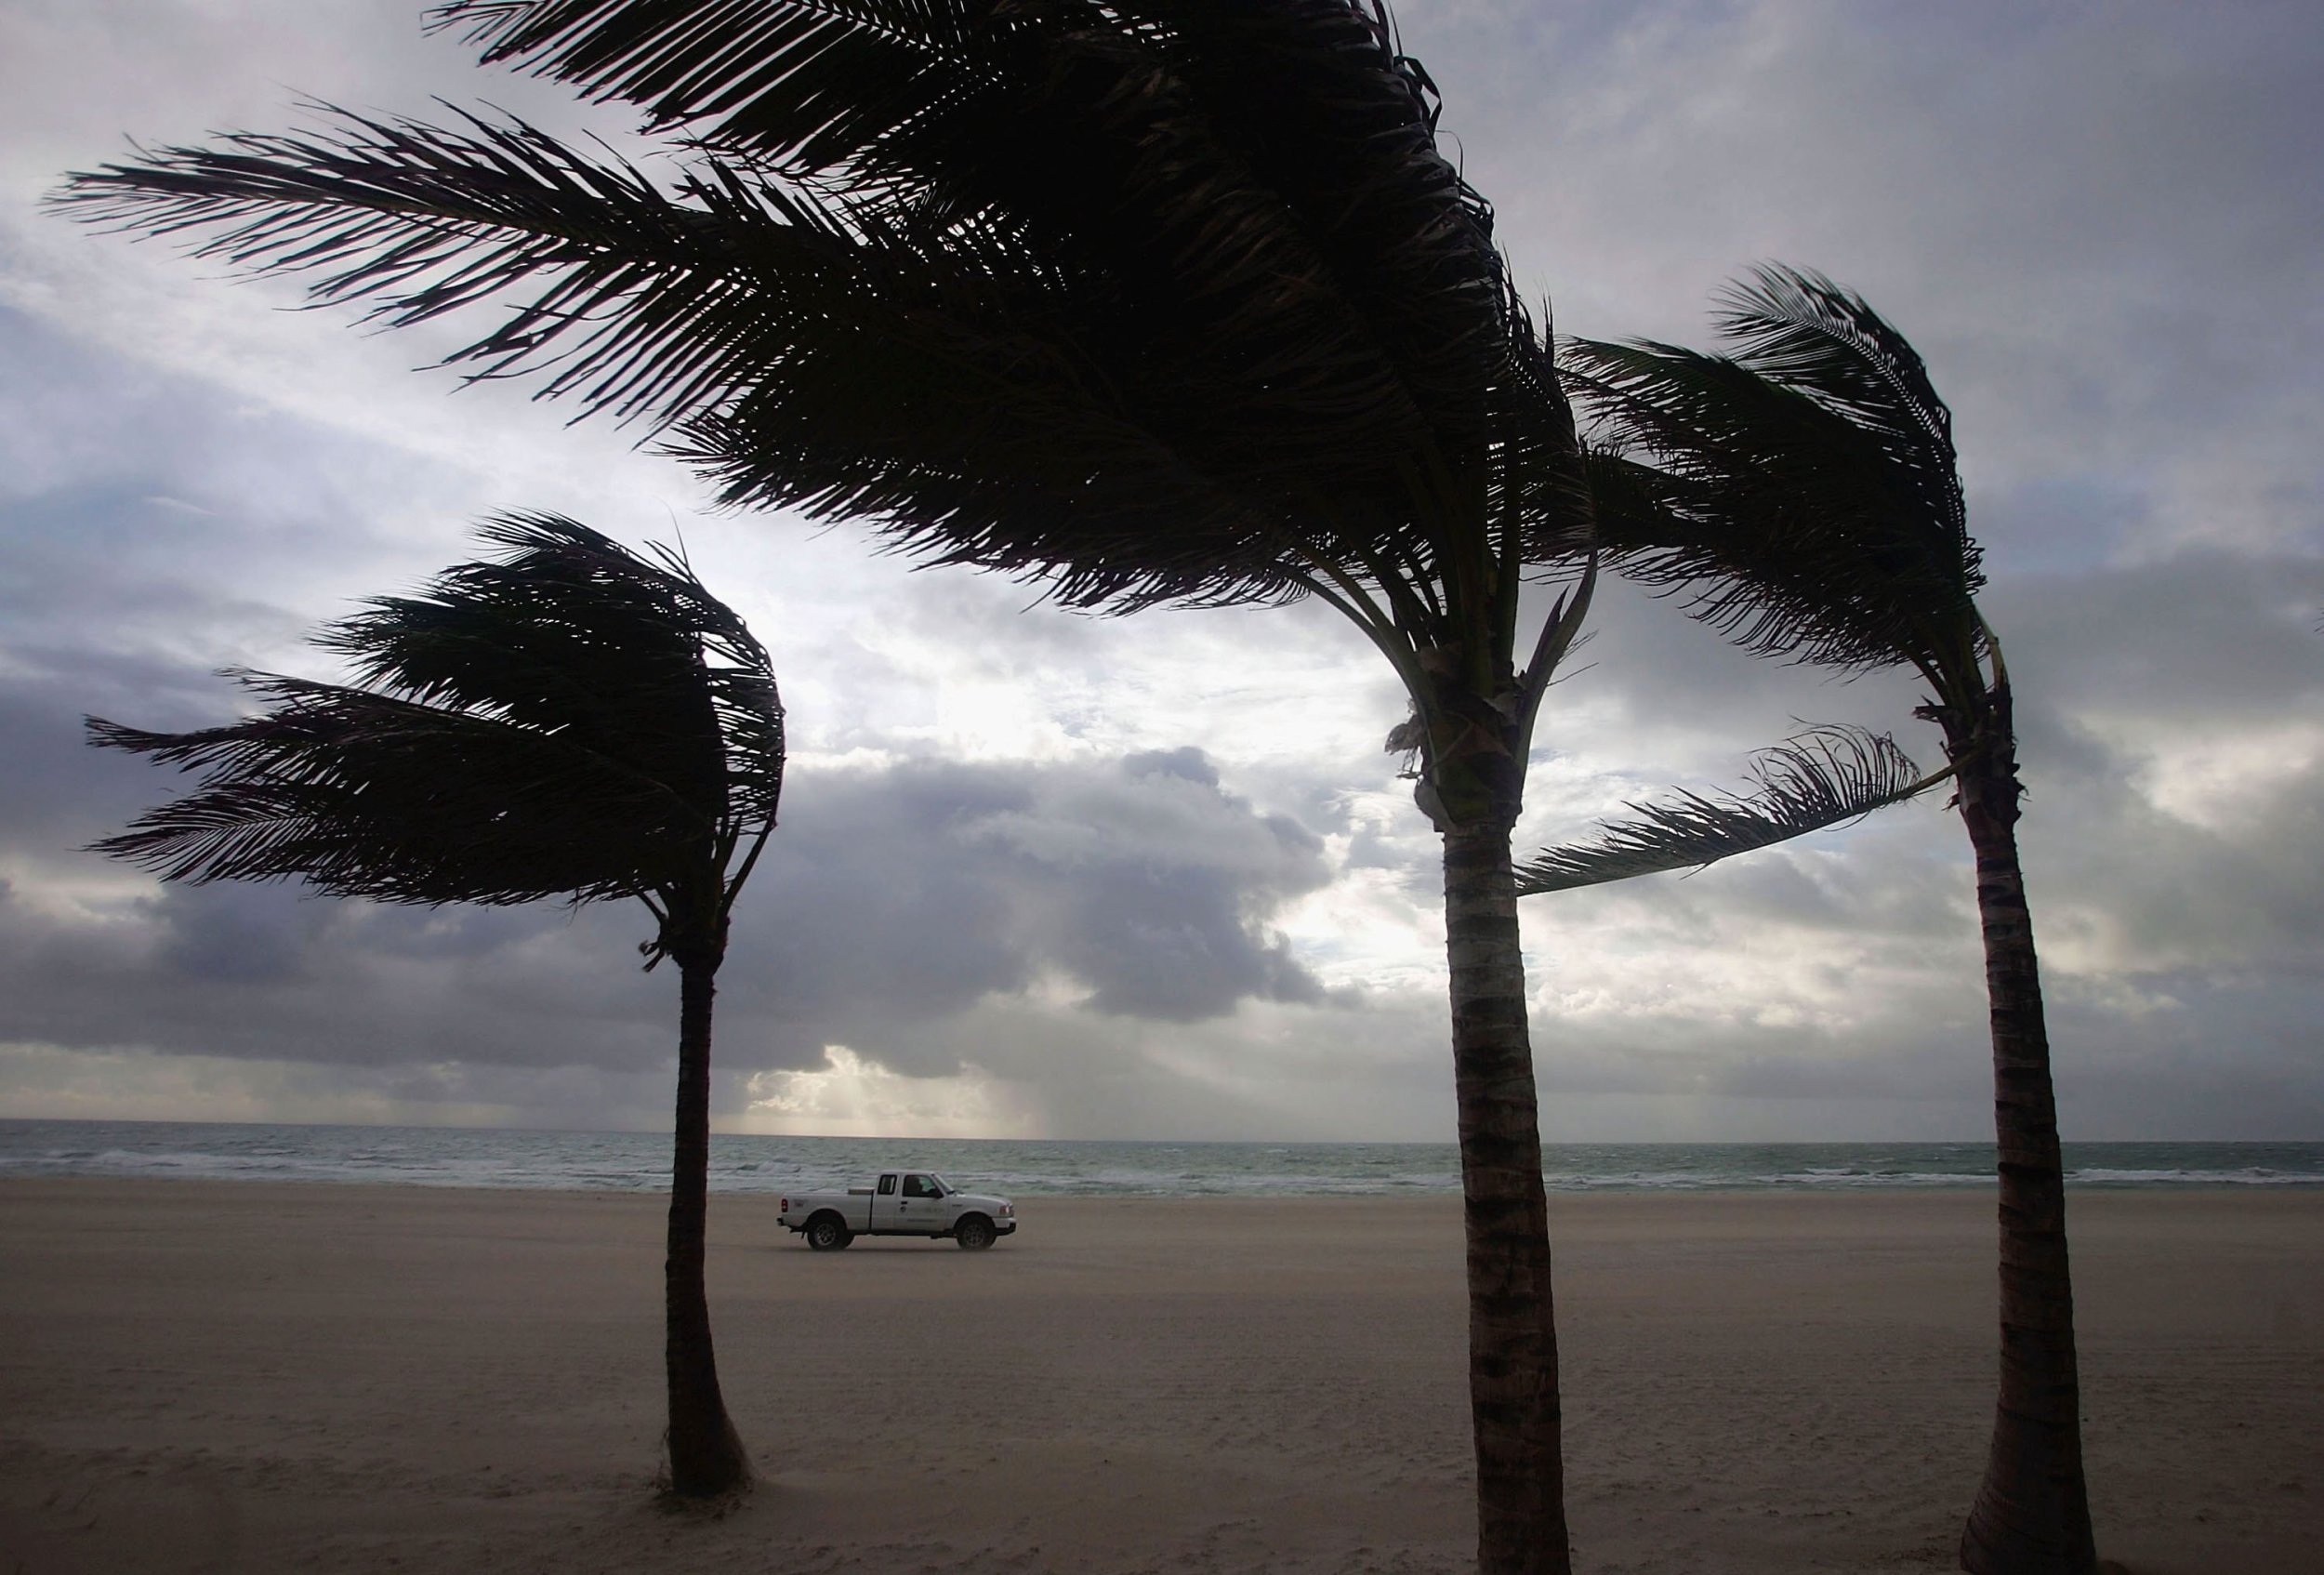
[1,1180,2317,1573]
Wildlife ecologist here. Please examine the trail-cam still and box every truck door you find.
[869,1171,904,1233]
[895,1172,944,1235]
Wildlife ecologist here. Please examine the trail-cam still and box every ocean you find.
[3,1119,2320,1196]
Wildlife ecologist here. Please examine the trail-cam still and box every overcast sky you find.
[2,1,2318,1142]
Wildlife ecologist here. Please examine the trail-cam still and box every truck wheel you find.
[805,1213,852,1251]
[954,1215,996,1251]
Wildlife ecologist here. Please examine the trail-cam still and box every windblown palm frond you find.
[433,1,1503,413]
[87,512,784,912]
[1514,725,1937,895]
[56,106,933,431]
[87,675,693,903]
[1567,264,1982,685]
[60,4,1578,618]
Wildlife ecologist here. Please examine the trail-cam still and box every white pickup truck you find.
[779,1171,1017,1251]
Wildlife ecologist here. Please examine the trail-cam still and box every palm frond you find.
[433,2,1499,366]
[55,105,881,431]
[88,675,694,903]
[1514,725,1939,895]
[87,515,785,912]
[433,1,1019,174]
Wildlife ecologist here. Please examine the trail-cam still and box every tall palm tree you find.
[86,512,783,1502]
[57,5,1595,1566]
[1519,266,2098,1575]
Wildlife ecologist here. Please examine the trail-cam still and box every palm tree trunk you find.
[1951,701,2095,1575]
[665,950,751,1498]
[1443,820,1571,1575]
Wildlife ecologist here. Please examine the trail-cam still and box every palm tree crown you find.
[1569,265,1986,696]
[89,511,783,947]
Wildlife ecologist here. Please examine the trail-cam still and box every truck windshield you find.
[928,1174,952,1197]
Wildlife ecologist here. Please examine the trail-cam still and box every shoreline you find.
[9,1121,2320,1201]
[4,1180,2318,1573]
[9,1171,2324,1197]
[7,1171,2323,1204]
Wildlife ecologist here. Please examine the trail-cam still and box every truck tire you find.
[805,1212,852,1251]
[954,1214,996,1251]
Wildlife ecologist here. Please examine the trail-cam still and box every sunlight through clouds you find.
[738,1046,1039,1139]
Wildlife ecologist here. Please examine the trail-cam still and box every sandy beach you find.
[1,1181,2317,1574]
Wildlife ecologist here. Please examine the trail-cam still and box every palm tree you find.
[1520,266,2098,1575]
[86,512,783,1502]
[57,5,1595,1566]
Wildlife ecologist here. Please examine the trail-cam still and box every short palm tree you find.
[86,512,783,1501]
[1521,266,2097,1575]
[59,5,1598,1566]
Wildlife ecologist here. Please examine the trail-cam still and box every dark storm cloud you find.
[0,619,1338,1078]
[719,749,1338,1062]
[0,657,215,857]
[1993,550,2324,722]
[0,856,670,1073]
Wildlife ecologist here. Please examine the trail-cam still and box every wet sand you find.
[1,1180,2317,1573]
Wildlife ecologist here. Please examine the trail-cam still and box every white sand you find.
[1,1181,2317,1573]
